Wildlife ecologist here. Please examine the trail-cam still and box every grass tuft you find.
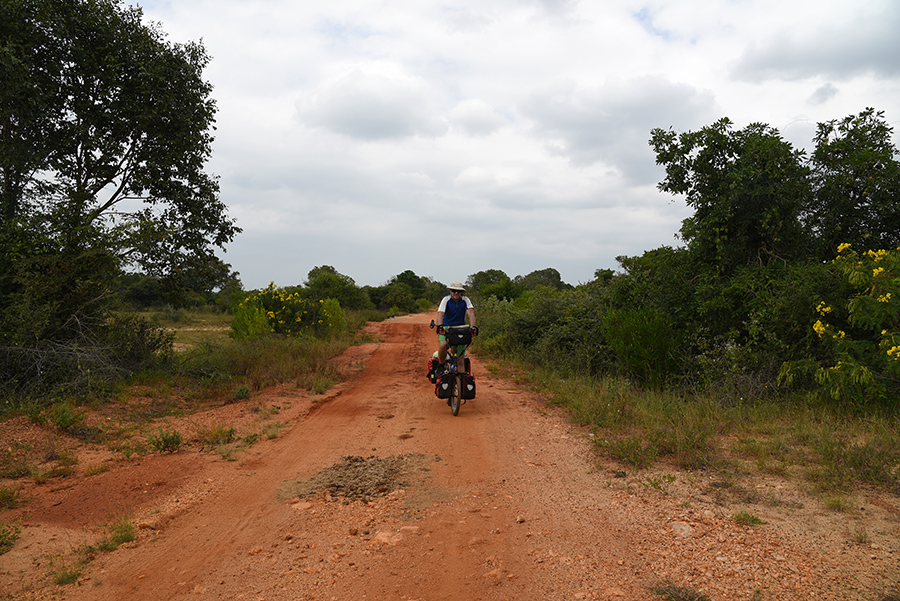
[733,511,765,527]
[651,580,712,601]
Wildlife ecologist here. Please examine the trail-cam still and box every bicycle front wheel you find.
[449,374,462,416]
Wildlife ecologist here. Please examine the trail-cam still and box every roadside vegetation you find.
[468,109,900,501]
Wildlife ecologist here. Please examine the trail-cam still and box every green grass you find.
[733,511,765,527]
[651,580,711,601]
[98,514,136,552]
[0,523,21,555]
[0,484,22,509]
[196,423,236,448]
[84,464,110,476]
[147,427,183,453]
[495,364,900,496]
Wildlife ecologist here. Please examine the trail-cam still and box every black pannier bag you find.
[426,357,440,383]
[435,374,453,399]
[445,326,472,347]
[461,374,476,399]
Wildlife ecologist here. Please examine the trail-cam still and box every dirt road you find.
[2,313,898,600]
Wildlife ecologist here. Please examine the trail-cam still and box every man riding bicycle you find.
[435,281,476,369]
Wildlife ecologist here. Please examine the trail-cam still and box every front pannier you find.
[435,374,453,399]
[461,374,476,399]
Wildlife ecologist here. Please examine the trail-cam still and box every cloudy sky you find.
[135,0,900,290]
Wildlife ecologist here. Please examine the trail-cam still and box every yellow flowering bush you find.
[802,244,900,402]
[231,282,346,340]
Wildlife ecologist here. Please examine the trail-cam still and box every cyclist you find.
[435,281,476,369]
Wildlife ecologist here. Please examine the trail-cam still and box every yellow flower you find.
[815,302,832,315]
[837,243,851,253]
[873,267,885,277]
[813,320,827,337]
[877,293,892,303]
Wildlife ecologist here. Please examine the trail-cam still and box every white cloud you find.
[133,0,900,290]
[297,66,447,140]
[520,76,720,183]
[448,99,507,136]
[730,2,900,81]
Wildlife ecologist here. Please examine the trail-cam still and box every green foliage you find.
[0,523,20,555]
[147,428,183,453]
[97,514,136,552]
[49,403,85,431]
[0,0,238,276]
[733,511,765,526]
[229,297,271,341]
[604,307,677,387]
[196,423,236,449]
[0,485,21,509]
[782,245,900,405]
[364,270,445,311]
[1,0,230,406]
[466,269,524,302]
[230,283,347,340]
[304,266,373,310]
[651,118,811,272]
[806,109,900,259]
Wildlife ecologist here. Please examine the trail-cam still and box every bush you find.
[0,314,172,403]
[230,283,347,340]
[780,245,900,405]
[147,428,182,453]
[0,523,21,555]
[605,308,677,387]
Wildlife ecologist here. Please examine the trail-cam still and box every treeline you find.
[473,109,900,408]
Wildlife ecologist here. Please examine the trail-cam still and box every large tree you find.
[650,118,811,273]
[1,0,238,319]
[805,108,900,259]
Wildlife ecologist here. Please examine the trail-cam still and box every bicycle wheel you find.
[449,374,462,416]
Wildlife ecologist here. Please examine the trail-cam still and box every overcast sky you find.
[135,0,900,290]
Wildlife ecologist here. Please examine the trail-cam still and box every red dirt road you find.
[2,313,898,600]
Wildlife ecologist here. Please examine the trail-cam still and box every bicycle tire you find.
[450,374,462,416]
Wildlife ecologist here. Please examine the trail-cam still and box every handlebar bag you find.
[445,327,472,346]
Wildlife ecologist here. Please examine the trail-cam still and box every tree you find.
[304,265,373,310]
[515,268,570,291]
[1,0,238,312]
[650,118,811,273]
[466,269,522,301]
[0,0,235,396]
[805,108,900,259]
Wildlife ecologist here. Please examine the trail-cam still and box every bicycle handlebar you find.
[431,323,477,336]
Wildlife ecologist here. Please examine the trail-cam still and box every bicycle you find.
[429,320,477,416]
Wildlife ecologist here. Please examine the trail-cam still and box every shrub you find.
[781,245,900,405]
[605,307,677,387]
[50,403,84,431]
[0,523,20,555]
[733,511,765,526]
[147,428,182,453]
[231,283,346,340]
